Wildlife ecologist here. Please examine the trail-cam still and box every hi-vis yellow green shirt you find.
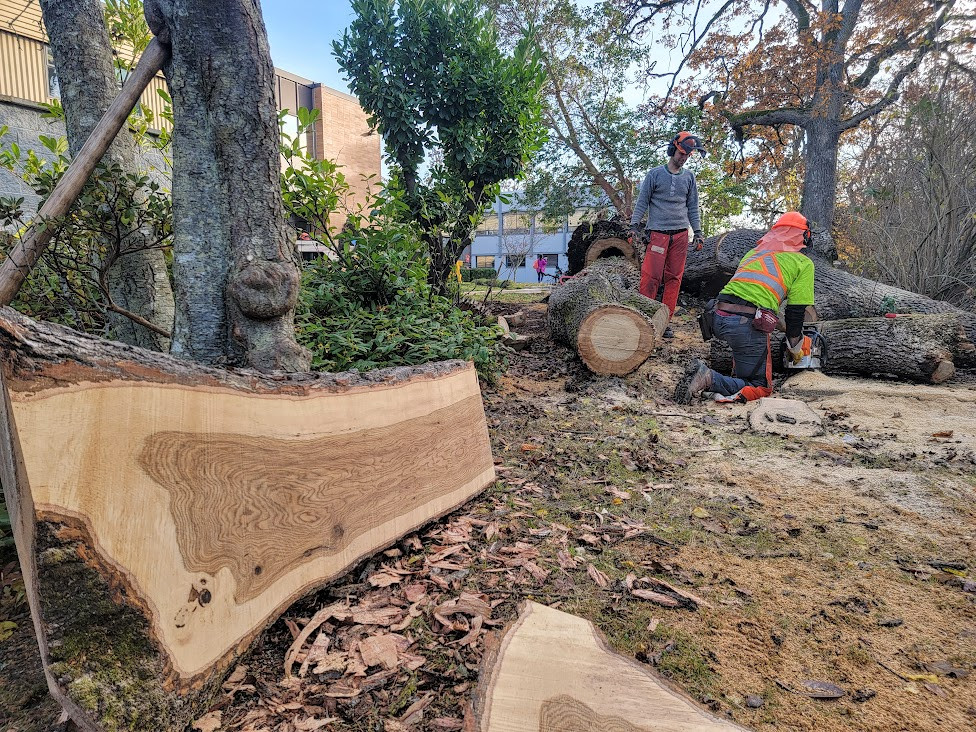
[720,248,815,311]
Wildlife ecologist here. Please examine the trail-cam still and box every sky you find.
[262,0,355,93]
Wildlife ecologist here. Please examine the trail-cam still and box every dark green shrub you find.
[461,267,498,282]
[295,193,503,382]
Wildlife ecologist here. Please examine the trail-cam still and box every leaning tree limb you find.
[548,258,668,375]
[686,229,976,367]
[708,313,969,384]
[0,39,170,308]
[0,307,495,732]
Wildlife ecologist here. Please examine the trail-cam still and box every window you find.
[476,214,499,236]
[46,49,60,100]
[280,113,308,154]
[505,211,532,234]
[567,210,589,230]
[475,256,495,269]
[504,255,527,268]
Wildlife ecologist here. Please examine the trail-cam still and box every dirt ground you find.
[1,299,974,731]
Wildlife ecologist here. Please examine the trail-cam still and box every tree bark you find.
[0,306,494,731]
[547,258,668,375]
[685,228,976,367]
[40,0,175,351]
[708,313,968,384]
[800,119,842,235]
[144,0,308,371]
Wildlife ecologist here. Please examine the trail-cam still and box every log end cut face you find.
[577,306,655,375]
[583,237,638,269]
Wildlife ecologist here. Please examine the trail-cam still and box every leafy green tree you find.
[334,0,547,294]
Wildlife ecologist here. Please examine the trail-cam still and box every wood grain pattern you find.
[0,307,495,730]
[141,395,487,602]
[475,602,746,732]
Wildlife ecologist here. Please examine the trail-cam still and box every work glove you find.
[785,335,812,365]
[693,232,705,251]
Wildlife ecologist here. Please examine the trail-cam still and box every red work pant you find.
[640,229,688,316]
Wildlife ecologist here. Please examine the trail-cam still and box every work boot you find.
[663,326,675,339]
[684,359,712,402]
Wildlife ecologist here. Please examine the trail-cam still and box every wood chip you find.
[284,603,348,677]
[358,634,409,670]
[191,711,222,732]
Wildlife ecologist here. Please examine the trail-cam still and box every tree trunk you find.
[547,258,668,375]
[0,307,494,732]
[144,0,308,371]
[684,228,976,367]
[40,0,175,351]
[708,313,968,384]
[801,117,842,235]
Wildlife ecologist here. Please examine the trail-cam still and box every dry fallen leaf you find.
[586,563,610,587]
[192,711,222,732]
[931,430,954,438]
[520,443,541,452]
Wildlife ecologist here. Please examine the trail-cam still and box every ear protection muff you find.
[802,225,812,247]
[667,138,678,157]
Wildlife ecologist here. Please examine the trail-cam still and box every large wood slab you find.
[0,307,495,730]
[475,602,747,732]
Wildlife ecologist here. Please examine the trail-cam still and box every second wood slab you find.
[475,601,747,731]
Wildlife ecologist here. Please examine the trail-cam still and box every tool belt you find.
[714,301,757,317]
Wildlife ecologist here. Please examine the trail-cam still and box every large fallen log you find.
[566,218,638,275]
[474,601,745,731]
[708,313,968,383]
[548,258,668,375]
[685,229,976,368]
[0,307,495,731]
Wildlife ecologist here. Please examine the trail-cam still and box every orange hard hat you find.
[771,212,810,232]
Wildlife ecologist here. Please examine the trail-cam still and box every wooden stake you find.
[0,38,170,306]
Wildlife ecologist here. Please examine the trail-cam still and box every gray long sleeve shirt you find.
[629,165,702,235]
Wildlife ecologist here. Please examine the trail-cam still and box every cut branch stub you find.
[0,307,495,731]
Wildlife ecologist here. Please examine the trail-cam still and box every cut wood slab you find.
[0,307,495,731]
[474,601,746,731]
[548,258,668,376]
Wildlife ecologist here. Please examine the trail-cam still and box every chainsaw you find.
[781,323,827,370]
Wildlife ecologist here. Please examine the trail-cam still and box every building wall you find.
[312,85,381,232]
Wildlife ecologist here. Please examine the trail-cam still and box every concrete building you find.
[0,0,380,249]
[467,195,591,284]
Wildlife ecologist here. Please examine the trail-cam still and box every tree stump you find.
[0,307,495,731]
[548,259,668,375]
[708,313,967,383]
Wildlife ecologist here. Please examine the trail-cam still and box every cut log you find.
[0,307,495,731]
[473,601,745,731]
[708,313,967,383]
[548,258,668,375]
[566,218,635,275]
[685,228,976,368]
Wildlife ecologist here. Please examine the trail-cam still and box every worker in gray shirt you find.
[630,131,706,336]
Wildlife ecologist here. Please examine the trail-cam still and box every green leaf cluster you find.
[295,207,502,382]
[334,0,547,292]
